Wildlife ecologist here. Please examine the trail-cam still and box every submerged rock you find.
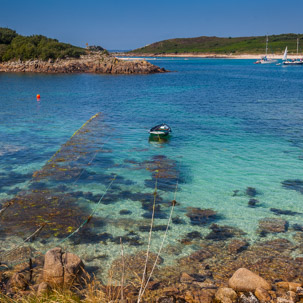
[111,233,143,246]
[185,231,202,240]
[186,207,218,226]
[180,272,206,283]
[144,178,177,192]
[255,238,293,255]
[132,155,180,192]
[232,190,240,197]
[228,268,271,292]
[270,208,300,216]
[184,288,216,303]
[205,224,245,241]
[142,205,168,219]
[248,198,260,208]
[259,218,288,234]
[178,248,213,264]
[172,216,185,225]
[139,225,168,232]
[281,179,303,194]
[246,187,258,197]
[228,239,249,254]
[215,287,237,303]
[119,209,132,215]
[292,224,303,232]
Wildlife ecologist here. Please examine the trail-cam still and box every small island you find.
[0,28,166,74]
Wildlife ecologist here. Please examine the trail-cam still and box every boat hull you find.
[149,131,170,137]
[149,123,172,137]
[283,61,303,65]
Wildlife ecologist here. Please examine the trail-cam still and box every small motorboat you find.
[149,123,172,137]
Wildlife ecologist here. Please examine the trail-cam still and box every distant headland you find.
[128,33,303,58]
[0,28,166,74]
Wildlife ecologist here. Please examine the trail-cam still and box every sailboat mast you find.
[297,38,299,56]
[266,35,268,56]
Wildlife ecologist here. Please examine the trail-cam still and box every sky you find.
[1,0,303,50]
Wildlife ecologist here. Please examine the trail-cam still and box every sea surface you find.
[1,58,303,279]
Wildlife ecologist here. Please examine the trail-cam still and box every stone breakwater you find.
[0,53,167,74]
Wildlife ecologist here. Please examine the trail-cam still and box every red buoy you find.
[36,94,40,101]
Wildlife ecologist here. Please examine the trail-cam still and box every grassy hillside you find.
[0,28,86,62]
[130,34,303,55]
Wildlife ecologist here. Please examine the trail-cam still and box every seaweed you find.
[248,198,259,208]
[282,179,303,194]
[186,207,219,226]
[270,208,301,216]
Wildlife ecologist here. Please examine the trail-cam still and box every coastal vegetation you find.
[0,28,165,74]
[0,28,85,62]
[130,33,303,55]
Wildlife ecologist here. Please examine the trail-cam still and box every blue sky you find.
[1,0,302,50]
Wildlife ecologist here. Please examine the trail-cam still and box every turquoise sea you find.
[1,58,303,278]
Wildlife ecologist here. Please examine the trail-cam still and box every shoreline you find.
[116,52,301,60]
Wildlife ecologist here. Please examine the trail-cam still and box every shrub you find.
[0,28,86,61]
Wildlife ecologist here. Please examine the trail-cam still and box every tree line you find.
[0,28,85,62]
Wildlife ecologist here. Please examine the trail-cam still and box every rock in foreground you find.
[0,52,167,74]
[43,247,85,287]
[228,268,271,292]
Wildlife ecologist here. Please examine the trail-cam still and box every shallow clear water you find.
[1,59,303,277]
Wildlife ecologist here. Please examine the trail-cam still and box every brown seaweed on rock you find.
[186,207,219,226]
[0,189,94,239]
[126,155,181,192]
[270,208,301,216]
[205,224,246,241]
[258,217,288,235]
[245,187,258,197]
[281,179,303,194]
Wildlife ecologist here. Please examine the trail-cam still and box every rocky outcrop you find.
[43,247,85,287]
[0,52,167,74]
[228,268,271,292]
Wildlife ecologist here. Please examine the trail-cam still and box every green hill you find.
[0,28,86,62]
[130,34,303,55]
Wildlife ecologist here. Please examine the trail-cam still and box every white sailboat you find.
[282,46,288,61]
[283,38,303,65]
[254,35,277,64]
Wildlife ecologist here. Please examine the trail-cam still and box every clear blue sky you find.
[1,0,302,50]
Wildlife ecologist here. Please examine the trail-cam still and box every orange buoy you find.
[36,94,40,101]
